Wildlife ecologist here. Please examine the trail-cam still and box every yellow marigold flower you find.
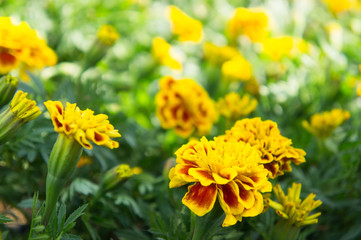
[261,36,308,61]
[76,155,93,168]
[321,0,360,13]
[222,55,252,82]
[223,118,306,179]
[152,37,182,70]
[44,101,121,149]
[268,183,322,227]
[302,108,350,139]
[169,137,272,227]
[217,92,257,120]
[203,42,239,65]
[155,76,218,138]
[97,24,120,46]
[227,7,269,42]
[0,17,57,81]
[167,6,203,43]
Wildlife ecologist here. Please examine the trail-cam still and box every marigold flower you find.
[169,137,272,227]
[217,92,257,120]
[267,183,322,227]
[203,42,239,65]
[0,75,18,108]
[222,118,306,179]
[97,24,120,46]
[222,55,252,82]
[152,37,182,70]
[0,17,57,81]
[44,100,121,149]
[167,6,203,43]
[227,7,269,42]
[261,36,308,61]
[302,108,350,139]
[321,0,360,13]
[155,76,218,138]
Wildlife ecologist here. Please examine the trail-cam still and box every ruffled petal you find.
[188,168,215,186]
[182,183,217,216]
[242,191,264,217]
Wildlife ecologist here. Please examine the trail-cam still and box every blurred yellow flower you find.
[217,92,257,120]
[357,84,361,97]
[321,0,360,13]
[169,136,272,227]
[261,36,308,61]
[222,55,253,82]
[167,6,203,43]
[227,7,269,42]
[222,118,306,179]
[44,101,121,149]
[152,37,182,70]
[97,24,120,46]
[302,108,350,139]
[155,76,218,138]
[0,17,57,81]
[76,155,93,168]
[132,166,143,175]
[267,183,322,226]
[203,42,239,65]
[244,77,260,96]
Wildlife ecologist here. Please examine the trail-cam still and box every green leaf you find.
[63,204,88,232]
[0,213,13,223]
[61,233,82,240]
[58,203,67,234]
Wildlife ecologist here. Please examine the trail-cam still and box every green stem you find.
[0,108,22,143]
[271,219,300,240]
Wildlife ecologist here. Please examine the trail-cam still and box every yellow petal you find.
[182,183,217,216]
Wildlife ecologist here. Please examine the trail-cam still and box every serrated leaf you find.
[61,233,82,240]
[63,204,88,232]
[30,234,50,240]
[32,225,45,232]
[58,203,67,235]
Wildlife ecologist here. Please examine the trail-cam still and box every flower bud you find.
[0,75,18,109]
[99,164,133,192]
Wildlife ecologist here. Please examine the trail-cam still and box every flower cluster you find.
[222,118,306,178]
[155,76,218,138]
[167,6,203,43]
[44,101,121,149]
[261,36,308,61]
[222,55,253,82]
[0,17,57,81]
[152,37,182,70]
[227,7,269,42]
[203,42,239,66]
[169,137,272,227]
[217,92,257,120]
[267,183,322,227]
[302,108,350,139]
[97,24,120,46]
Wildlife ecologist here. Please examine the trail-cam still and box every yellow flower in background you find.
[302,108,350,139]
[169,137,272,227]
[222,118,306,179]
[203,42,239,65]
[76,155,93,168]
[155,76,218,138]
[0,17,57,81]
[357,84,361,97]
[152,37,182,70]
[227,7,269,42]
[44,101,121,149]
[167,6,203,43]
[222,55,253,82]
[321,0,360,13]
[217,92,258,120]
[267,183,322,227]
[261,36,308,61]
[97,24,120,46]
[244,77,260,96]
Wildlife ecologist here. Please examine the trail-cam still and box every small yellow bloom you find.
[217,92,257,120]
[44,101,121,149]
[302,108,350,139]
[132,166,143,175]
[155,76,218,138]
[261,36,308,61]
[203,42,239,65]
[321,0,360,13]
[10,90,41,122]
[167,6,203,43]
[97,25,120,46]
[0,17,57,81]
[222,118,306,179]
[227,7,269,42]
[267,183,322,227]
[76,155,93,168]
[169,136,272,227]
[152,37,182,70]
[222,55,253,82]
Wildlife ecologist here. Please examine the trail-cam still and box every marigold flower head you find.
[302,108,350,139]
[227,7,269,42]
[203,42,239,65]
[321,0,360,13]
[267,183,322,227]
[44,101,121,149]
[261,36,308,61]
[152,37,182,70]
[0,17,57,81]
[222,55,252,82]
[169,136,272,227]
[222,118,306,179]
[217,93,257,120]
[10,90,41,122]
[97,24,120,46]
[167,6,203,43]
[155,76,218,138]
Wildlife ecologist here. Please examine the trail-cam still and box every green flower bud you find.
[0,75,18,109]
[99,164,133,192]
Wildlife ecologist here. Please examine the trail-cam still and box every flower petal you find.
[217,181,243,216]
[182,183,217,216]
[242,191,264,217]
[188,168,215,186]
